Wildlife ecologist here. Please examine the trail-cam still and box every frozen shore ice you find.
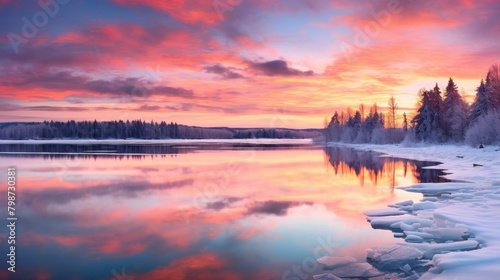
[326,143,500,279]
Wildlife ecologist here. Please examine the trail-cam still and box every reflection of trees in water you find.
[0,144,319,160]
[0,144,184,155]
[411,160,450,183]
[324,147,449,186]
[0,153,179,160]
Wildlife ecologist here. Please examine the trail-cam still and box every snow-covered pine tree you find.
[412,90,441,142]
[486,64,500,111]
[429,83,444,113]
[469,79,489,125]
[402,112,408,132]
[442,78,469,142]
[327,111,341,141]
[429,83,444,133]
[349,111,362,142]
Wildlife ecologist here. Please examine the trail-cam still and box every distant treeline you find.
[0,120,322,140]
[325,63,500,146]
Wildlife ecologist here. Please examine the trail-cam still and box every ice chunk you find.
[474,190,491,196]
[401,264,412,273]
[403,231,434,240]
[411,240,479,259]
[367,245,424,270]
[328,262,384,278]
[422,228,470,242]
[399,206,414,211]
[405,235,424,243]
[389,200,414,207]
[364,208,406,217]
[313,273,342,280]
[394,232,405,238]
[370,215,433,230]
[400,222,419,231]
[484,193,500,200]
[412,201,438,211]
[401,183,473,196]
[317,256,357,270]
[449,193,474,200]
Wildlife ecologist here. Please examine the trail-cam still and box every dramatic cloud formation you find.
[2,70,194,98]
[205,196,244,211]
[1,0,499,127]
[246,200,312,216]
[203,64,245,79]
[23,179,194,204]
[247,60,315,77]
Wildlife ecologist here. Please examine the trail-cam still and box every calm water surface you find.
[0,143,447,280]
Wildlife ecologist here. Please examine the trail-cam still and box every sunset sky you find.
[1,0,499,128]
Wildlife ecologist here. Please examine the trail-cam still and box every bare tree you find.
[487,63,500,110]
[402,112,408,132]
[346,107,353,119]
[359,104,365,122]
[388,96,399,129]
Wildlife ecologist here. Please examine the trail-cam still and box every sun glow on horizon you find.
[0,0,498,128]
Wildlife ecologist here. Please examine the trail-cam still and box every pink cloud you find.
[113,0,222,25]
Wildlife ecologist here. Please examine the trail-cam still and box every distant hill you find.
[0,120,323,140]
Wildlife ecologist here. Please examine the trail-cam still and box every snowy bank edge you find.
[327,142,500,280]
[0,138,315,145]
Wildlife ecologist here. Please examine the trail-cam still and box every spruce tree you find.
[469,79,489,124]
[443,78,468,141]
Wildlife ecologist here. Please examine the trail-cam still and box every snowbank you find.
[0,138,314,145]
[327,143,500,279]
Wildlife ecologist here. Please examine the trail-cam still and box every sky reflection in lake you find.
[0,145,447,280]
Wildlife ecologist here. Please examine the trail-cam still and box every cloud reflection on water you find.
[0,146,447,279]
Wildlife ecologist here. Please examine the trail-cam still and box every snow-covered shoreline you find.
[327,142,500,279]
[0,138,314,145]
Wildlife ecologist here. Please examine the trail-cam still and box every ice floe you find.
[363,208,406,217]
[316,258,384,278]
[313,273,342,280]
[321,143,500,279]
[316,256,357,270]
[366,245,425,270]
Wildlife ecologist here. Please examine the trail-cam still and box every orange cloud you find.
[135,252,242,280]
[2,0,500,127]
[113,0,223,25]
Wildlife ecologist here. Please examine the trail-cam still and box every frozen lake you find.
[0,142,449,279]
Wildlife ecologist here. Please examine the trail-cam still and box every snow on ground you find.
[0,138,314,145]
[325,143,500,279]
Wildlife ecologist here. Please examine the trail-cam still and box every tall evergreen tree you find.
[330,112,340,125]
[469,79,489,124]
[402,112,408,132]
[387,96,398,129]
[429,83,444,112]
[442,78,468,141]
[412,90,441,142]
[486,64,500,111]
[327,111,341,141]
